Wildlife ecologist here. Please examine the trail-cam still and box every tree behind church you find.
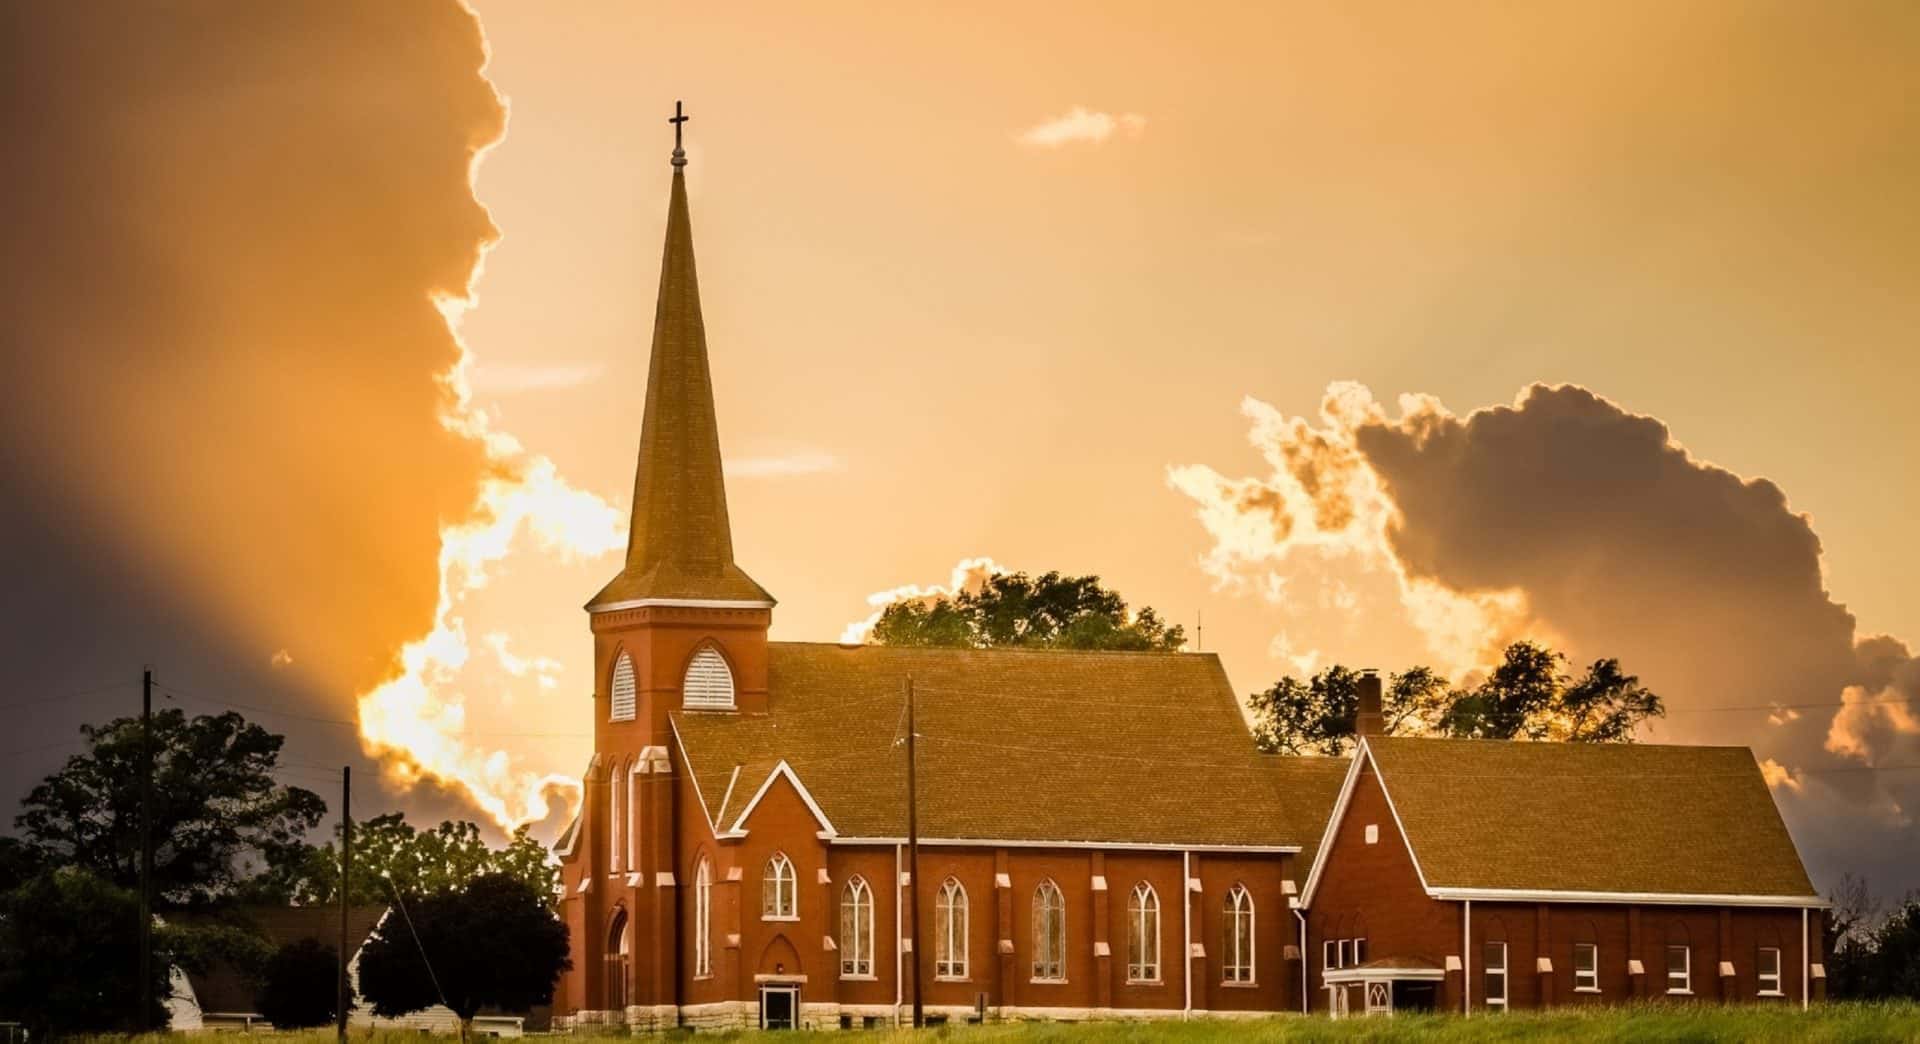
[871,570,1184,651]
[259,813,558,908]
[1249,641,1665,754]
[357,872,570,1035]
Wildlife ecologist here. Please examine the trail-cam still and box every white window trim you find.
[1126,882,1160,984]
[1484,940,1509,1008]
[1667,945,1691,995]
[764,852,798,920]
[1573,942,1600,993]
[840,875,874,978]
[693,858,712,979]
[1032,879,1067,982]
[1224,884,1256,985]
[935,877,969,981]
[1758,946,1783,996]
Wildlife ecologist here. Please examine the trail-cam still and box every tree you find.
[0,868,167,1035]
[14,709,325,905]
[871,571,1185,651]
[1248,642,1665,754]
[357,872,570,1033]
[257,938,341,1029]
[256,814,559,908]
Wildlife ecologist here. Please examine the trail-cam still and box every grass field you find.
[74,1002,1920,1044]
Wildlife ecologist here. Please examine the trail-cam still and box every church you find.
[550,117,1827,1031]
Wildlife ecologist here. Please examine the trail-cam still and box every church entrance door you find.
[758,985,798,1030]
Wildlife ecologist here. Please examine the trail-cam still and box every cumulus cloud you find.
[0,1,614,835]
[1173,382,1920,888]
[466,361,602,393]
[1015,106,1147,148]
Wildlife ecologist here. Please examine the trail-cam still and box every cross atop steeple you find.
[670,100,689,169]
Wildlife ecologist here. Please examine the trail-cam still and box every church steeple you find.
[589,104,771,611]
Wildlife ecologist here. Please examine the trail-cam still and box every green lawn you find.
[80,1004,1920,1043]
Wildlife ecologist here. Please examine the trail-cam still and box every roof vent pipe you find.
[1356,669,1384,737]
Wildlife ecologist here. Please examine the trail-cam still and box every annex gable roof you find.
[671,642,1345,851]
[1306,736,1820,906]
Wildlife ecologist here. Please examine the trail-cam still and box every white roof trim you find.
[1300,744,1370,907]
[715,765,742,826]
[1426,887,1830,909]
[828,836,1298,854]
[1323,966,1446,983]
[668,717,721,839]
[727,760,837,837]
[590,597,774,614]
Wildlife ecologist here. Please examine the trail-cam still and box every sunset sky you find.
[3,2,1917,892]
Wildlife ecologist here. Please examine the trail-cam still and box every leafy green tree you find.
[14,709,325,906]
[0,836,42,894]
[257,938,341,1029]
[357,873,570,1033]
[0,868,169,1035]
[259,814,558,908]
[1248,642,1664,754]
[872,571,1185,651]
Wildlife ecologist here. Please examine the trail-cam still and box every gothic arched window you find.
[935,878,968,980]
[684,646,735,710]
[1224,883,1255,984]
[607,762,623,875]
[840,875,873,977]
[609,651,637,722]
[1032,879,1066,981]
[1127,882,1160,982]
[764,852,797,919]
[693,857,712,978]
[605,908,630,1009]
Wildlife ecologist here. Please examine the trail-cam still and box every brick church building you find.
[551,122,1826,1030]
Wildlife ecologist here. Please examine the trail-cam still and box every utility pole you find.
[338,765,352,1042]
[904,676,924,1029]
[138,667,154,1031]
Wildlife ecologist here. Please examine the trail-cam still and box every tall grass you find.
[73,1002,1920,1044]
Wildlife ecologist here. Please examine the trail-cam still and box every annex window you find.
[1337,938,1350,969]
[764,852,797,919]
[1667,945,1691,994]
[1224,884,1255,984]
[1353,937,1366,965]
[1758,946,1783,996]
[1032,879,1066,981]
[1323,939,1337,972]
[683,646,735,710]
[1126,883,1160,982]
[1484,941,1509,1009]
[840,876,873,977]
[1573,942,1599,992]
[693,857,712,978]
[935,878,968,980]
[609,651,637,722]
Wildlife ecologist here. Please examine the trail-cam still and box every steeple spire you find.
[588,105,771,611]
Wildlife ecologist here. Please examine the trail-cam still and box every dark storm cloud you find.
[0,3,506,826]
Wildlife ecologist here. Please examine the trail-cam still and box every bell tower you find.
[567,102,773,1024]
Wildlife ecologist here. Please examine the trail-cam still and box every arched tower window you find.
[610,651,637,722]
[763,852,797,919]
[935,878,968,980]
[605,908,630,1010]
[607,761,623,875]
[1224,883,1255,984]
[1032,879,1066,981]
[840,875,873,977]
[684,646,735,710]
[693,857,712,979]
[1127,882,1161,982]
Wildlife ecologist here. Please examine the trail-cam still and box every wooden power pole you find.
[905,676,924,1029]
[138,667,155,1031]
[338,764,352,1041]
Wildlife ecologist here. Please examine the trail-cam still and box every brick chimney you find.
[1356,669,1384,737]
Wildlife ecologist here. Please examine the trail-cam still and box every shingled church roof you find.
[672,642,1347,851]
[1347,736,1819,900]
[588,148,769,610]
